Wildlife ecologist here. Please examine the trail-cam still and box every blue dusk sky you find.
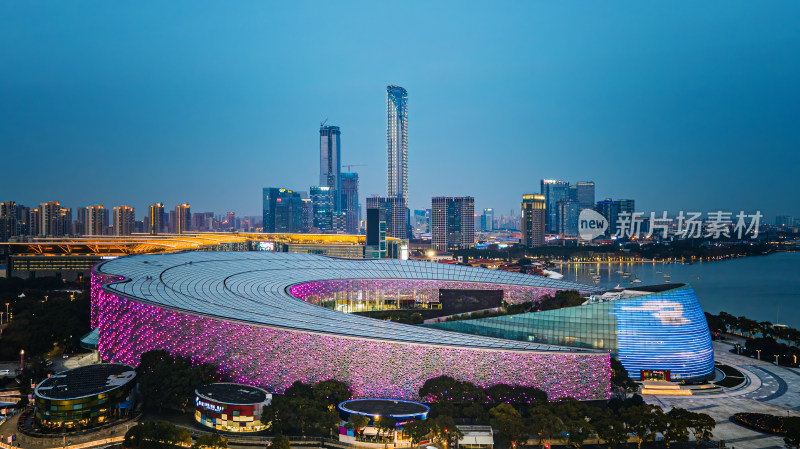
[1,1,799,219]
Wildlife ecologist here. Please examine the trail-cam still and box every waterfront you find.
[559,251,800,329]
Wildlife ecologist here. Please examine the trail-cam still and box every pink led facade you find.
[289,279,560,305]
[91,273,610,401]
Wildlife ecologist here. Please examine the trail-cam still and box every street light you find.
[756,349,761,360]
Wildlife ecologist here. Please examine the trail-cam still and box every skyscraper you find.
[85,205,108,236]
[319,124,341,212]
[263,188,304,233]
[366,196,407,239]
[558,199,580,237]
[340,172,359,234]
[431,197,475,252]
[521,194,546,248]
[540,180,570,234]
[365,207,386,259]
[595,199,619,236]
[386,85,408,205]
[149,203,165,235]
[38,201,63,237]
[572,181,596,210]
[310,186,334,233]
[0,201,18,240]
[174,204,191,234]
[113,205,135,236]
[481,208,495,232]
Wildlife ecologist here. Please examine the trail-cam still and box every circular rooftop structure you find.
[35,363,135,400]
[339,398,429,420]
[196,383,269,405]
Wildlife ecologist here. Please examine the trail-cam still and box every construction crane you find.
[343,164,366,172]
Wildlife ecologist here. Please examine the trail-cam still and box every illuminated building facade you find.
[341,172,359,234]
[263,188,304,233]
[85,205,108,236]
[571,181,595,210]
[173,204,191,234]
[366,196,407,239]
[92,252,610,401]
[386,85,408,206]
[426,284,714,382]
[311,186,334,233]
[540,180,570,234]
[149,203,165,235]
[34,363,137,430]
[431,197,475,252]
[195,383,271,432]
[113,205,135,236]
[320,125,342,212]
[521,194,546,248]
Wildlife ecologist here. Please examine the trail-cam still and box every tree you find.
[528,405,561,448]
[419,376,461,402]
[192,434,227,449]
[588,408,627,449]
[312,379,352,406]
[125,421,192,449]
[344,414,370,436]
[404,419,431,447]
[684,410,715,446]
[663,408,690,448]
[270,434,291,449]
[609,357,638,396]
[784,416,800,449]
[490,404,529,448]
[620,404,666,449]
[375,416,397,440]
[552,398,592,449]
[136,350,221,412]
[430,415,463,448]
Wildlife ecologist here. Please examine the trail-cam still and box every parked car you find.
[0,369,11,376]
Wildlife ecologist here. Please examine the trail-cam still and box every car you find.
[62,354,69,359]
[0,369,11,376]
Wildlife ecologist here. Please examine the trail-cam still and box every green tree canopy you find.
[490,403,529,448]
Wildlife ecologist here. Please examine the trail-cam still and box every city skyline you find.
[2,2,799,218]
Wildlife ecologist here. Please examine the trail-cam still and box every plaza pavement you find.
[644,340,800,449]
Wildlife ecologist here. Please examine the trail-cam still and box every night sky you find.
[2,1,799,219]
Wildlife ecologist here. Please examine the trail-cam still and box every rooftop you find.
[196,383,269,405]
[35,363,135,400]
[95,251,602,353]
[338,398,429,418]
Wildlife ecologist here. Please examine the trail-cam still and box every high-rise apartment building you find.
[386,85,408,206]
[521,194,546,248]
[0,201,18,240]
[263,188,304,233]
[113,205,135,236]
[149,203,165,235]
[540,180,570,234]
[310,186,334,233]
[319,125,341,212]
[340,172,359,234]
[38,201,64,237]
[431,197,475,252]
[481,208,495,232]
[558,199,580,237]
[173,204,191,234]
[366,196,407,240]
[614,199,635,216]
[85,205,108,236]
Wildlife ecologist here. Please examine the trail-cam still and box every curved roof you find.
[95,251,601,353]
[196,383,269,405]
[35,363,135,400]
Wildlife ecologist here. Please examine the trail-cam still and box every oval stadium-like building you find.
[426,284,715,383]
[91,251,610,401]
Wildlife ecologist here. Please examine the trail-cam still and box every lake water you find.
[558,251,800,329]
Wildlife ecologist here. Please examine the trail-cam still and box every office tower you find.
[431,197,475,252]
[174,204,191,234]
[262,188,304,233]
[412,209,430,237]
[366,196,408,239]
[310,186,334,233]
[386,85,409,205]
[521,194,546,248]
[301,198,313,233]
[149,203,165,235]
[558,199,580,237]
[340,172,359,234]
[113,205,135,236]
[0,201,18,240]
[572,181,596,210]
[595,199,619,236]
[365,207,387,259]
[319,125,341,212]
[614,199,635,216]
[226,212,236,231]
[85,205,108,236]
[540,180,570,234]
[481,208,495,232]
